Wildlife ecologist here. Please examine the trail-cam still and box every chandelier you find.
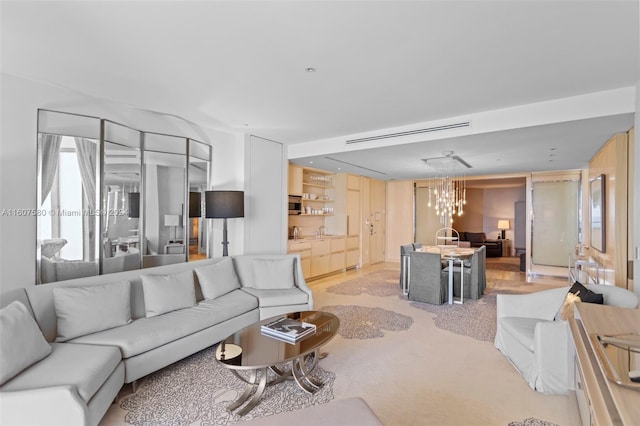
[422,151,471,224]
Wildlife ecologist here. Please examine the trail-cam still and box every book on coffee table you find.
[261,317,317,343]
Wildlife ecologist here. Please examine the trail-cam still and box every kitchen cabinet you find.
[288,165,303,196]
[287,240,311,277]
[346,235,359,268]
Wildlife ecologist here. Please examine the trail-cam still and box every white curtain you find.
[74,137,97,210]
[40,134,62,202]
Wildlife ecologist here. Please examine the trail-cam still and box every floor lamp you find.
[205,190,244,256]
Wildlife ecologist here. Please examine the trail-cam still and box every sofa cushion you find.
[141,270,196,317]
[0,342,121,403]
[71,290,258,358]
[194,257,241,300]
[0,301,52,385]
[252,258,295,290]
[499,317,548,351]
[557,281,603,320]
[53,281,132,342]
[242,287,309,307]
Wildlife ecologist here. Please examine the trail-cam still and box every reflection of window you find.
[41,137,86,260]
[58,149,83,259]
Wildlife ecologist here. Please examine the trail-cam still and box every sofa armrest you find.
[496,287,567,321]
[293,254,313,309]
[533,320,570,394]
[1,385,87,425]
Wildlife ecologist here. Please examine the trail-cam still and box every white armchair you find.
[494,284,638,394]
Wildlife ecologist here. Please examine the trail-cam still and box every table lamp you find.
[205,190,244,256]
[498,219,510,239]
[164,214,181,243]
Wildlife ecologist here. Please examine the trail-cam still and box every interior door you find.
[369,178,386,264]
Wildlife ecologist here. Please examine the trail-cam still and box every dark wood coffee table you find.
[215,310,339,416]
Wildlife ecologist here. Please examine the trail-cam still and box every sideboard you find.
[568,302,640,425]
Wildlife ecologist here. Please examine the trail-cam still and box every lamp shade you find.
[205,191,244,219]
[128,192,140,218]
[189,192,202,218]
[497,219,510,229]
[164,214,180,227]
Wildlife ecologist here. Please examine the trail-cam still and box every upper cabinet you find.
[288,164,303,196]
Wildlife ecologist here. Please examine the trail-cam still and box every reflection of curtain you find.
[40,134,62,202]
[74,137,97,210]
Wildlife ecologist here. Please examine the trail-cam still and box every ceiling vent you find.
[345,121,470,145]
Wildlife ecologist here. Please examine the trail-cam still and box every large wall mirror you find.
[102,120,142,274]
[36,109,211,284]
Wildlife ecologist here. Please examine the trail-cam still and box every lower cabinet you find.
[288,241,312,278]
[288,236,352,280]
[311,254,331,277]
[346,236,359,268]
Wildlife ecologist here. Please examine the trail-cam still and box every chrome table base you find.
[226,350,324,416]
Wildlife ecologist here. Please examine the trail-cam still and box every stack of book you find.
[261,316,317,344]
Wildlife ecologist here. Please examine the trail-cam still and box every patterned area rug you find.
[325,270,400,297]
[508,418,559,426]
[119,346,335,425]
[320,305,413,339]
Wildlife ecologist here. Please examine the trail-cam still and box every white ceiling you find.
[2,1,638,180]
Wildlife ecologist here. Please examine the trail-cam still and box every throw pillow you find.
[558,281,604,320]
[0,301,52,385]
[195,258,241,300]
[252,258,296,290]
[54,281,132,342]
[141,270,196,317]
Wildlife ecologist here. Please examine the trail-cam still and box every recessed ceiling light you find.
[305,67,317,73]
[309,160,313,164]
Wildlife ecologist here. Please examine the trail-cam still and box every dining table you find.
[417,245,476,304]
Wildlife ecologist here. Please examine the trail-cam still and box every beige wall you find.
[589,132,629,287]
[482,186,526,241]
[453,188,484,232]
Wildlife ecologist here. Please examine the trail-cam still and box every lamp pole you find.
[222,217,229,256]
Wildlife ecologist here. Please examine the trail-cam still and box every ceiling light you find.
[305,67,317,73]
[423,151,468,224]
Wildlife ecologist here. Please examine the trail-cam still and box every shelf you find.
[303,199,334,203]
[303,182,333,189]
[300,214,335,217]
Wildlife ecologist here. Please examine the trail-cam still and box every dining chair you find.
[445,248,482,300]
[407,251,449,304]
[400,244,414,294]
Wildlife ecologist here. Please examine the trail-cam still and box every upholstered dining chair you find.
[400,244,414,294]
[407,251,449,304]
[445,246,485,300]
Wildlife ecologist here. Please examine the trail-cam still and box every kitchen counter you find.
[289,234,345,241]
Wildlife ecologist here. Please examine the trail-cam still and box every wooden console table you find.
[568,303,640,425]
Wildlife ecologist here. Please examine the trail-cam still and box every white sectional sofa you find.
[0,254,312,426]
[494,283,638,394]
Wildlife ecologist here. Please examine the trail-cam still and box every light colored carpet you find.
[325,269,400,296]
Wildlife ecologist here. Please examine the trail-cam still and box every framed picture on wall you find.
[590,174,605,253]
